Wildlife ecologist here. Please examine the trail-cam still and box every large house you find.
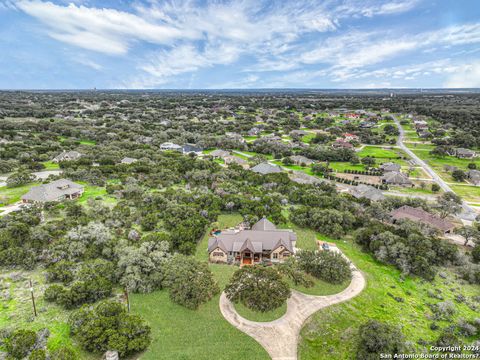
[380,162,401,173]
[208,218,297,265]
[160,142,182,151]
[21,179,84,204]
[290,155,314,166]
[251,162,283,175]
[381,171,412,186]
[349,184,385,202]
[454,148,477,159]
[52,150,83,163]
[390,205,455,234]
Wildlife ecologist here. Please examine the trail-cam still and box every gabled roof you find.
[252,217,277,231]
[350,184,385,201]
[382,171,411,184]
[210,149,230,158]
[21,179,84,203]
[390,205,455,232]
[251,162,283,175]
[380,162,401,172]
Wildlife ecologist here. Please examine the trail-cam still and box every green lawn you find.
[77,183,116,204]
[0,182,40,206]
[234,302,287,322]
[41,161,60,170]
[356,146,403,159]
[298,238,480,359]
[0,269,95,359]
[133,213,269,360]
[449,184,480,203]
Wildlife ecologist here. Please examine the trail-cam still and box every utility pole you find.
[29,279,37,317]
[125,288,130,313]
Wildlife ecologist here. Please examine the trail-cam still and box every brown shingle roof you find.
[390,205,454,232]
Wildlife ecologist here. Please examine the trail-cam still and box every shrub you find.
[50,347,78,360]
[431,300,456,320]
[4,329,37,359]
[356,320,406,360]
[277,257,314,288]
[69,300,151,357]
[163,254,219,309]
[225,266,291,312]
[28,349,46,360]
[297,250,352,284]
[471,246,480,264]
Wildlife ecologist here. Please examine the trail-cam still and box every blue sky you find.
[1,0,480,89]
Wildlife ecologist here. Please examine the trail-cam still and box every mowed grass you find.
[0,182,40,206]
[298,238,480,360]
[234,302,287,322]
[41,161,60,170]
[0,270,95,359]
[449,184,480,203]
[356,146,402,159]
[134,213,269,360]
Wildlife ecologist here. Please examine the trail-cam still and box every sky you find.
[1,0,480,89]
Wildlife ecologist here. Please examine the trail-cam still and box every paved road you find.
[220,255,366,360]
[393,115,477,221]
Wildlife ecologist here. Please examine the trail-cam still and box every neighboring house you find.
[21,179,84,204]
[455,148,477,159]
[52,150,83,163]
[289,130,308,137]
[290,155,314,166]
[182,144,203,156]
[225,132,246,143]
[207,217,297,265]
[467,169,480,185]
[251,162,283,175]
[120,157,137,164]
[160,142,182,151]
[380,162,401,173]
[349,184,385,201]
[390,205,455,234]
[381,171,412,185]
[224,155,249,169]
[342,133,359,142]
[248,127,261,136]
[345,113,360,119]
[289,171,323,185]
[359,121,375,128]
[332,139,354,149]
[210,149,231,159]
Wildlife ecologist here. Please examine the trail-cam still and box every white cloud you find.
[444,62,480,88]
[16,0,195,55]
[73,57,103,70]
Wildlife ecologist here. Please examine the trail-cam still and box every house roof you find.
[381,171,411,184]
[380,162,401,172]
[210,149,230,158]
[53,150,82,161]
[21,179,84,203]
[290,155,314,164]
[121,157,137,164]
[350,184,385,201]
[289,171,323,185]
[208,218,296,254]
[456,148,476,155]
[390,205,455,232]
[251,162,283,175]
[252,217,277,231]
[182,144,202,153]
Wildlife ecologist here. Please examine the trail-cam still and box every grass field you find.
[298,238,480,359]
[234,302,287,322]
[449,184,480,203]
[134,213,269,360]
[41,161,60,170]
[0,269,95,359]
[0,182,40,206]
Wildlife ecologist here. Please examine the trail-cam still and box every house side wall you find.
[209,248,228,263]
[270,245,291,262]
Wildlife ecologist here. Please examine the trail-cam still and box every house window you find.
[213,252,224,257]
[283,252,290,258]
[272,253,278,259]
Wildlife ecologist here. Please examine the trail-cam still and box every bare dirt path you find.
[219,259,366,360]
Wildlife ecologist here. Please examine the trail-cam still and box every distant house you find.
[342,133,359,142]
[390,205,455,234]
[349,184,385,201]
[120,157,137,164]
[160,142,182,151]
[345,113,360,119]
[52,150,83,163]
[289,171,323,185]
[332,139,354,149]
[380,162,401,173]
[467,169,480,185]
[290,155,314,166]
[289,130,309,137]
[381,171,412,186]
[251,162,283,175]
[248,127,261,136]
[225,132,246,143]
[210,149,231,159]
[455,148,476,159]
[208,217,297,265]
[359,121,375,128]
[21,179,84,204]
[182,144,203,156]
[224,155,249,169]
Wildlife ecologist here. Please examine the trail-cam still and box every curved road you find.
[220,256,366,360]
[392,115,477,221]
